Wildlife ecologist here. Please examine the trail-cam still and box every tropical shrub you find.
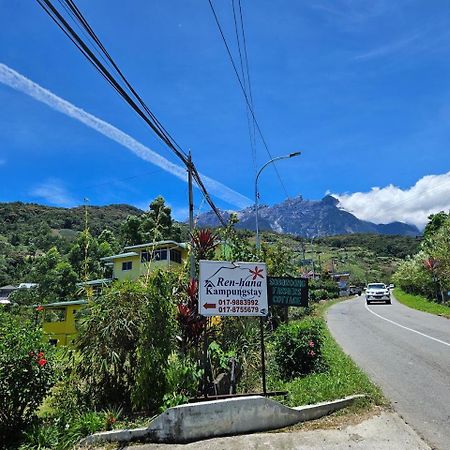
[161,352,202,410]
[74,271,178,413]
[0,310,55,442]
[273,318,325,380]
[392,251,435,298]
[132,272,178,412]
[310,288,329,301]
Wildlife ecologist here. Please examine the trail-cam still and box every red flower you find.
[177,304,190,316]
[308,350,316,357]
[186,279,198,300]
[424,258,439,271]
[309,341,315,348]
[37,358,47,367]
[37,351,45,359]
[36,305,44,312]
[249,266,264,280]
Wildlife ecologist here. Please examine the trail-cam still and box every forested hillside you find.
[0,200,421,292]
[316,234,420,259]
[0,199,188,287]
[1,202,143,243]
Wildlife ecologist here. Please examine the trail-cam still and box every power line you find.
[35,0,228,226]
[231,0,257,175]
[36,0,188,164]
[207,0,290,199]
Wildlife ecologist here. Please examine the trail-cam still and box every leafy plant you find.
[132,271,178,412]
[191,228,219,261]
[273,318,326,380]
[74,271,178,413]
[19,422,61,450]
[0,310,55,442]
[176,278,206,351]
[161,352,202,410]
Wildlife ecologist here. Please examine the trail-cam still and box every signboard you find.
[199,260,268,317]
[267,276,308,307]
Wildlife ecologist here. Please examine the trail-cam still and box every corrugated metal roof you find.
[100,252,139,261]
[43,300,88,307]
[76,278,113,287]
[124,241,187,251]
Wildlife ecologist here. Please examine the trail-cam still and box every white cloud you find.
[31,179,76,207]
[0,63,252,209]
[333,171,450,229]
[354,33,422,61]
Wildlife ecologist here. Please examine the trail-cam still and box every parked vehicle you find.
[365,283,391,305]
[349,285,362,295]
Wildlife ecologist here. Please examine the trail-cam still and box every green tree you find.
[30,247,78,302]
[120,196,180,246]
[120,215,144,245]
[391,251,434,298]
[423,212,449,241]
[141,196,173,242]
[98,229,119,253]
[68,230,101,280]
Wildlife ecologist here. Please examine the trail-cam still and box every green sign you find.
[267,276,308,307]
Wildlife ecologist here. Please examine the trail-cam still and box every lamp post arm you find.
[254,155,291,251]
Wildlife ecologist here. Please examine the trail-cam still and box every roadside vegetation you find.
[393,288,450,319]
[267,301,384,409]
[391,212,450,315]
[3,201,449,449]
[0,197,414,448]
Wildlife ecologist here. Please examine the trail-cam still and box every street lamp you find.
[254,152,301,250]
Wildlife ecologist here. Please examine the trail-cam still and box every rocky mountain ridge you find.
[196,195,420,237]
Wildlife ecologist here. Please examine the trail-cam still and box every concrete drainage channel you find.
[81,394,364,446]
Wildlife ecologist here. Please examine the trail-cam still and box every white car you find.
[365,283,391,305]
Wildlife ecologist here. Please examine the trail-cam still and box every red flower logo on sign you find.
[249,266,264,280]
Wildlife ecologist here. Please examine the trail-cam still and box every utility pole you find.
[187,151,195,279]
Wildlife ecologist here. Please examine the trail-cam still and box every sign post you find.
[199,261,269,317]
[267,276,308,307]
[199,260,269,396]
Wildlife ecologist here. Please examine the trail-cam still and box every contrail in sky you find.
[0,63,252,209]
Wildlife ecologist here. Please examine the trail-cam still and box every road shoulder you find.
[108,410,430,450]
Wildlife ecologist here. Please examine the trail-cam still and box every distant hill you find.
[0,202,144,240]
[196,195,420,237]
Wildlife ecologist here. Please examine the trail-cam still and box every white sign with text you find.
[199,260,268,317]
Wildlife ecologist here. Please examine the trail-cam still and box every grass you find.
[394,288,450,319]
[268,300,386,410]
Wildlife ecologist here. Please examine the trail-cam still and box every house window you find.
[142,249,167,262]
[170,249,182,264]
[154,249,167,261]
[122,261,132,271]
[45,308,66,322]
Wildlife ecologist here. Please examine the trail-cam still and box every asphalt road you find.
[327,295,450,450]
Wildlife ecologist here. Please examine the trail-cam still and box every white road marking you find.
[364,302,450,348]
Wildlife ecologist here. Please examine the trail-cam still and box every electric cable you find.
[35,0,228,226]
[208,0,290,199]
[232,0,257,175]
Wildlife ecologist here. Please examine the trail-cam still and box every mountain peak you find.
[195,195,419,238]
[321,195,339,206]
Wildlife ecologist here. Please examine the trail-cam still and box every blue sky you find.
[1,0,450,227]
